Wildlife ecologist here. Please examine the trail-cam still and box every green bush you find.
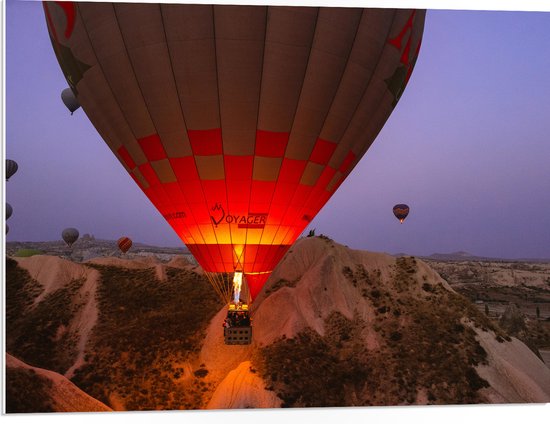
[13,249,45,257]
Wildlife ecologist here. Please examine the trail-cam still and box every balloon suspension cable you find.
[204,271,232,305]
[203,271,251,306]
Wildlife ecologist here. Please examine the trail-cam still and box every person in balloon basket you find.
[222,317,230,335]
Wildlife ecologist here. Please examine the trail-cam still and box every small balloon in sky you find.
[393,204,410,224]
[62,227,79,247]
[6,159,18,181]
[117,236,132,254]
[6,203,13,220]
[61,88,80,115]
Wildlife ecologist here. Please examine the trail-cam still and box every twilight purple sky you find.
[4,0,550,259]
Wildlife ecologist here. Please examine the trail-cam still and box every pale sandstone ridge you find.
[86,255,161,269]
[252,237,451,346]
[13,255,101,379]
[6,353,112,412]
[475,329,550,402]
[87,254,197,281]
[15,255,90,304]
[199,237,549,407]
[65,267,100,378]
[207,361,281,409]
[12,254,198,378]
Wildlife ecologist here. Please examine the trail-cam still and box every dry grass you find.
[253,256,495,407]
[6,258,84,374]
[6,258,221,411]
[71,264,220,410]
[264,278,298,296]
[5,257,43,323]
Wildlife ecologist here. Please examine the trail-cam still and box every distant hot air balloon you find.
[393,204,410,223]
[6,203,13,220]
[61,87,80,114]
[45,3,425,304]
[117,236,132,253]
[62,227,79,247]
[6,159,18,181]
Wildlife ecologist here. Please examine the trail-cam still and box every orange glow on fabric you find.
[43,3,425,300]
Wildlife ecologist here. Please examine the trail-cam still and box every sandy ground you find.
[64,267,101,378]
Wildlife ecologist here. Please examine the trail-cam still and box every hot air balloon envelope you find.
[44,3,425,300]
[62,227,79,246]
[6,203,13,220]
[393,204,410,223]
[117,236,132,253]
[61,88,80,114]
[6,160,18,181]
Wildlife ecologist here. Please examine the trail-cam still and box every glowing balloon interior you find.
[44,2,425,301]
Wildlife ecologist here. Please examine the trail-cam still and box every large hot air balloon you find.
[6,203,13,220]
[393,204,410,223]
[117,236,132,254]
[44,2,424,304]
[6,159,18,181]
[62,227,79,247]
[61,87,81,114]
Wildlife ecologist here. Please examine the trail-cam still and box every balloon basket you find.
[223,303,252,345]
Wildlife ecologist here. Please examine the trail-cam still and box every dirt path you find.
[65,267,101,379]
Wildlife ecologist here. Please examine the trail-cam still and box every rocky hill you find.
[5,237,193,263]
[4,237,550,412]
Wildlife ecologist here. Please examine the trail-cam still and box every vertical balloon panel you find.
[44,2,425,301]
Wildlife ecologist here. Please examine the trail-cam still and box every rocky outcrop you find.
[207,361,281,409]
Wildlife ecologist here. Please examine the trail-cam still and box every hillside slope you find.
[6,353,111,413]
[207,237,550,407]
[5,237,550,411]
